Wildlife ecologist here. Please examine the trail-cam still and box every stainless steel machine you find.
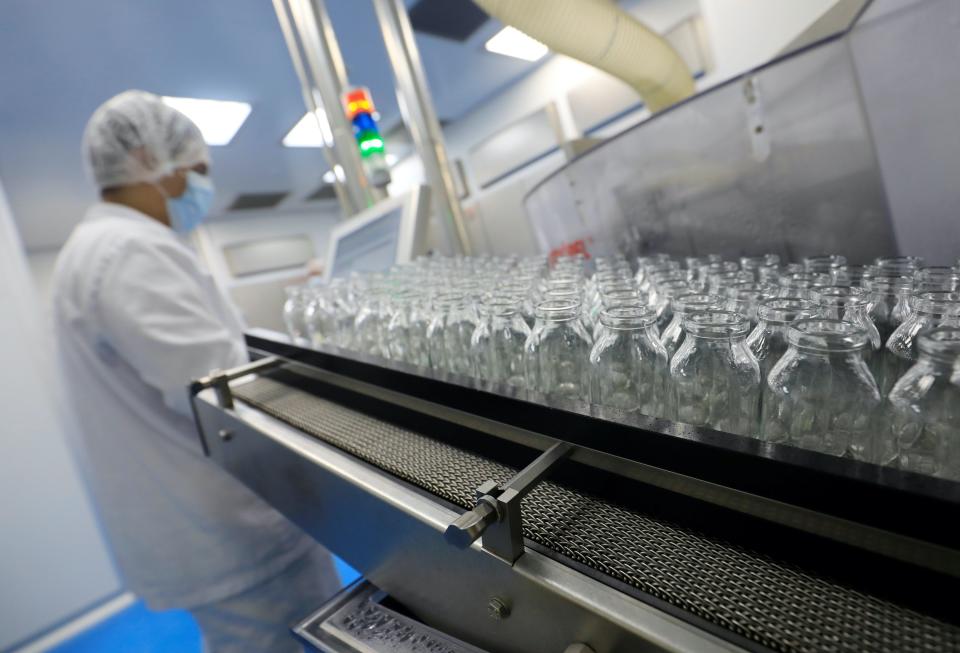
[190,330,960,653]
[189,1,960,650]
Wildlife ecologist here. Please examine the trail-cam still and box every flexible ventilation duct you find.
[474,0,694,112]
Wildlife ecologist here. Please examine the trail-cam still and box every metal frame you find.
[370,0,471,255]
[446,442,573,564]
[192,387,744,653]
[243,332,960,571]
[293,580,490,652]
[273,0,383,215]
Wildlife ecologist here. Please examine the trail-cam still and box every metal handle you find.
[444,442,574,563]
[444,498,498,549]
[191,356,282,409]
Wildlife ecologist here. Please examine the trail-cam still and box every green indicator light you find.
[358,132,385,157]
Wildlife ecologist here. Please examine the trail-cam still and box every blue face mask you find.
[166,170,215,234]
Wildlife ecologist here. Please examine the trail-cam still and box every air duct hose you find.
[473,0,694,112]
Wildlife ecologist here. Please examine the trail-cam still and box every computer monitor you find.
[323,185,431,281]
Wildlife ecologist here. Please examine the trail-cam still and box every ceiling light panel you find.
[283,110,328,148]
[161,96,251,146]
[484,26,548,62]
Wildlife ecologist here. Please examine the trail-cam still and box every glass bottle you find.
[913,266,960,292]
[670,311,760,437]
[740,255,779,282]
[405,292,432,369]
[816,286,882,353]
[875,255,923,275]
[524,300,593,402]
[589,306,667,415]
[442,293,476,377]
[747,297,816,388]
[683,256,711,287]
[884,291,960,396]
[762,319,881,461]
[707,270,753,296]
[889,328,960,479]
[384,290,419,365]
[832,265,874,288]
[592,289,645,341]
[650,279,690,330]
[803,254,847,275]
[659,293,722,360]
[425,292,455,372]
[724,281,776,325]
[865,275,914,342]
[332,278,361,350]
[485,300,531,387]
[635,256,676,288]
[776,273,831,298]
[282,285,310,346]
[638,261,680,294]
[353,286,387,358]
[304,285,336,348]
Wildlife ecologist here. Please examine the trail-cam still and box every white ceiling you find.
[0,0,540,251]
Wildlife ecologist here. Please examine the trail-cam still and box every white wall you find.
[698,0,840,84]
[198,204,341,288]
[26,249,60,305]
[0,180,121,650]
[195,205,342,331]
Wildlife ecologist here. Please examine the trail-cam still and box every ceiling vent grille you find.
[228,192,288,211]
[410,0,488,42]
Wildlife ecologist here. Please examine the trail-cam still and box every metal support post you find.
[370,0,472,255]
[445,442,573,564]
[274,0,383,215]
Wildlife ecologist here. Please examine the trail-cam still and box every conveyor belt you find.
[233,375,960,653]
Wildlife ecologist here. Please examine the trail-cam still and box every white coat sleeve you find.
[97,238,248,417]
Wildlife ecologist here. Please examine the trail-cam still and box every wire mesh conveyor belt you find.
[232,376,960,653]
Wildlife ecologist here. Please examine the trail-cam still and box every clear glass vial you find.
[884,291,960,394]
[589,306,667,415]
[282,285,310,346]
[670,310,760,437]
[888,328,960,479]
[472,299,530,387]
[524,299,593,402]
[762,319,881,460]
[747,297,817,385]
[659,293,723,360]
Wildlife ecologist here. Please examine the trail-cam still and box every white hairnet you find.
[83,90,210,189]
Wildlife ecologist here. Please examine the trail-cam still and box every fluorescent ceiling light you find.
[484,26,548,62]
[283,110,326,148]
[161,96,251,146]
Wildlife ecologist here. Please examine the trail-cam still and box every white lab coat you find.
[51,202,317,610]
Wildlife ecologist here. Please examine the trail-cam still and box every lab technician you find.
[51,90,339,652]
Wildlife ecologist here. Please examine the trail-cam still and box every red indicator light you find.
[343,87,375,119]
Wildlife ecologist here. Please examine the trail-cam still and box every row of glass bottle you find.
[282,253,960,480]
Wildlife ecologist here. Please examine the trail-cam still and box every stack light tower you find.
[343,87,391,189]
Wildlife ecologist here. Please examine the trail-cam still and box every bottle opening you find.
[757,297,816,323]
[534,299,581,321]
[683,310,751,339]
[787,318,868,352]
[599,306,657,329]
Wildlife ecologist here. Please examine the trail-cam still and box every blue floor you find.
[50,558,361,653]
